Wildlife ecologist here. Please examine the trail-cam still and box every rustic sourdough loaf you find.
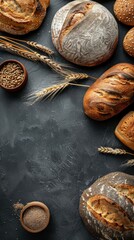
[51,0,118,66]
[79,172,134,240]
[0,0,50,35]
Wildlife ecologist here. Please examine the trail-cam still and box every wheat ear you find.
[98,147,134,156]
[0,36,91,80]
[0,36,54,55]
[26,74,92,103]
[122,159,134,167]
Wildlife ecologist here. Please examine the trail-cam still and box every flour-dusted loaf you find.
[79,172,134,240]
[115,111,134,151]
[83,63,134,121]
[0,0,50,35]
[51,0,118,66]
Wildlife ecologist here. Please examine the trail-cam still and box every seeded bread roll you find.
[123,28,134,57]
[83,63,134,121]
[79,172,134,240]
[51,0,118,66]
[0,0,50,35]
[114,0,134,26]
[115,111,134,151]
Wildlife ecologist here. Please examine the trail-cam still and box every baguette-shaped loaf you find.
[83,63,134,121]
[115,111,134,150]
[0,0,50,35]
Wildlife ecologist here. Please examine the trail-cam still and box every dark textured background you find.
[0,1,133,240]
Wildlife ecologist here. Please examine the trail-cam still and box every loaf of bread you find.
[115,111,134,151]
[123,28,134,57]
[0,0,50,35]
[83,63,134,121]
[114,0,134,26]
[51,0,118,66]
[79,172,134,240]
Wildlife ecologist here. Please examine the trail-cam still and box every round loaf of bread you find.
[115,111,134,151]
[51,0,118,66]
[123,28,134,57]
[0,0,50,35]
[114,0,134,26]
[79,172,134,240]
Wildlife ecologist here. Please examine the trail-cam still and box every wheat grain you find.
[98,147,134,156]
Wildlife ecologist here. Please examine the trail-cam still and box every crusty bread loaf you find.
[79,172,134,240]
[114,0,134,26]
[51,0,118,66]
[83,63,134,121]
[115,111,134,151]
[123,28,134,57]
[0,0,50,35]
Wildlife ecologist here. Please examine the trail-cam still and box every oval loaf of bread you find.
[79,172,134,240]
[115,111,134,151]
[0,0,50,35]
[83,63,134,121]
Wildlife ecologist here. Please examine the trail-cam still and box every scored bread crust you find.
[83,63,134,121]
[0,0,50,35]
[79,172,134,240]
[115,111,134,151]
[51,0,118,66]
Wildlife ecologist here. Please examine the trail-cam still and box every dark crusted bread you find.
[83,63,134,121]
[0,0,50,35]
[79,172,134,240]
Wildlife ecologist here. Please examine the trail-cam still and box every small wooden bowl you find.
[0,59,28,92]
[20,201,50,233]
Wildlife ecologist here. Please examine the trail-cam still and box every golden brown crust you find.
[114,0,134,26]
[0,0,50,35]
[115,111,134,151]
[83,63,134,121]
[123,28,134,57]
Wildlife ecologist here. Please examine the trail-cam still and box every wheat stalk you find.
[98,147,134,156]
[26,73,90,103]
[0,36,91,80]
[122,159,134,167]
[0,36,54,55]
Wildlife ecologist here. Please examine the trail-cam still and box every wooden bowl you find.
[0,59,28,92]
[20,201,50,233]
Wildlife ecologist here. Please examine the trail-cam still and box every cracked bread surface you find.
[0,0,50,35]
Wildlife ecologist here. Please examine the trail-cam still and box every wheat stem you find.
[0,36,54,55]
[122,159,134,167]
[69,83,90,88]
[98,147,134,156]
[0,37,91,80]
